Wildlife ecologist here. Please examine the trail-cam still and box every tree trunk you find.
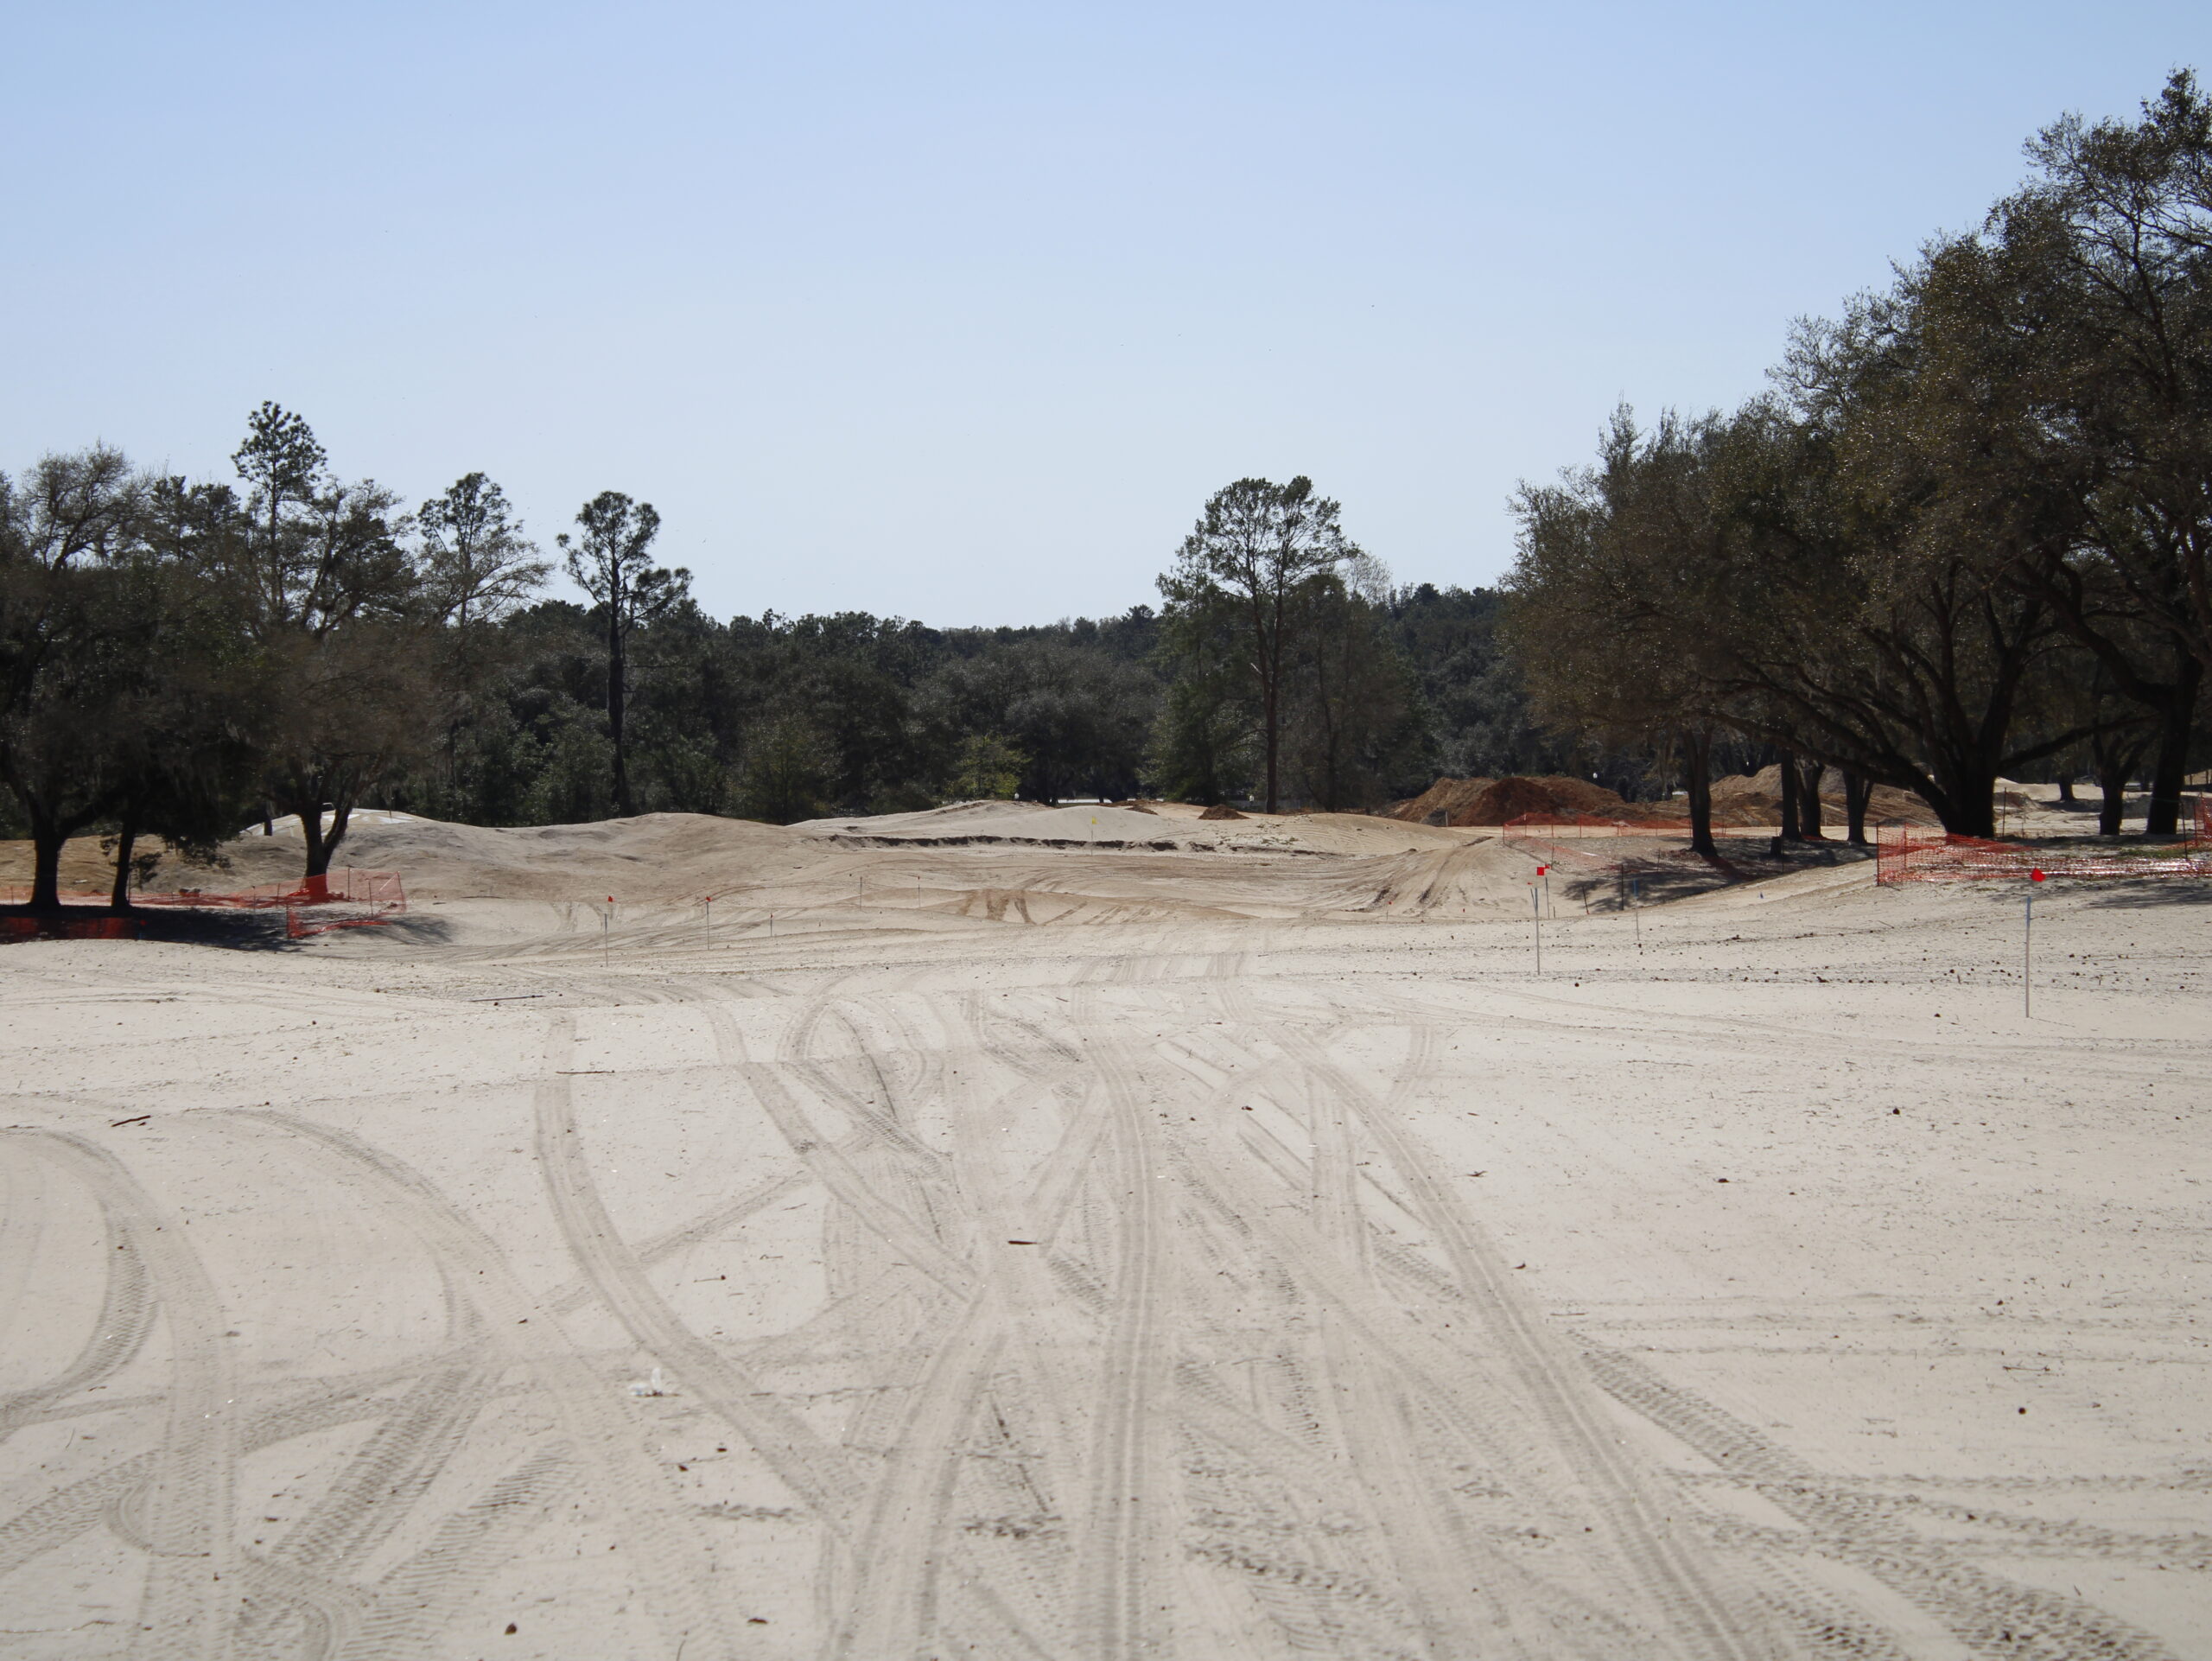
[1260,678,1279,814]
[2056,774,2075,806]
[609,613,632,817]
[299,804,329,888]
[1844,772,1872,846]
[2095,760,2129,837]
[1796,757,1826,839]
[1925,778,2000,837]
[1683,729,1717,858]
[277,774,351,891]
[109,818,138,912]
[1777,752,1802,841]
[28,818,66,912]
[2143,653,2201,837]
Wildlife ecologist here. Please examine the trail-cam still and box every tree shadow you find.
[1560,842,1876,910]
[2077,882,2212,910]
[0,907,455,951]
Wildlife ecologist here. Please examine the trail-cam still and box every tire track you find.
[215,1108,737,1661]
[0,1144,156,1436]
[533,1015,862,1537]
[10,1130,237,1661]
[1070,1009,1175,1661]
[1269,1021,1779,1661]
[1580,1345,2183,1661]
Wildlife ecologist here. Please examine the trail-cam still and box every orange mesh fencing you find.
[2,869,407,927]
[1501,812,1783,877]
[1875,803,2211,886]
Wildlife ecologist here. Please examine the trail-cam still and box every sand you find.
[3,811,2208,1659]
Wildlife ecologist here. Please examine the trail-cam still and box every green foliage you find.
[950,733,1027,799]
[1150,675,1254,806]
[730,715,834,824]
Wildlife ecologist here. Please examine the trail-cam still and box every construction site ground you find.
[2,805,2207,1660]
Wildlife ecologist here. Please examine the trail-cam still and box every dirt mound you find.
[1387,775,1670,827]
[1708,767,1942,827]
[1382,777,1495,824]
[1198,803,1247,820]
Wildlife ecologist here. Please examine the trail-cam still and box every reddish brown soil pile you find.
[1198,803,1247,820]
[1708,767,1942,827]
[1382,777,1495,824]
[1384,775,1676,827]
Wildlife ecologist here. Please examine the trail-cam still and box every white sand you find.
[3,818,2207,1658]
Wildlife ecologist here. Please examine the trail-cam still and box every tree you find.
[420,473,547,633]
[1160,476,1354,811]
[1978,75,2212,834]
[934,636,1157,803]
[103,480,271,906]
[1284,556,1426,811]
[950,733,1027,799]
[558,492,686,817]
[1504,409,1736,856]
[1705,318,2094,838]
[0,449,149,908]
[1149,588,1255,806]
[416,473,548,806]
[232,401,326,605]
[200,405,436,883]
[730,715,833,824]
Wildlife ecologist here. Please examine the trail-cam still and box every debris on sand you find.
[1198,803,1247,820]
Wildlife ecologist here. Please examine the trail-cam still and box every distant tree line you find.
[3,416,1594,911]
[1504,73,2212,850]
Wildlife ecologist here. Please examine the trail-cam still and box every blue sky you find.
[6,3,2205,625]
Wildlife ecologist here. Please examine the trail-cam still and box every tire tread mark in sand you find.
[831,1291,1007,1660]
[340,1449,570,1661]
[732,1060,976,1296]
[764,995,1097,1659]
[1580,1345,2183,1661]
[0,1153,157,1435]
[533,1016,862,1534]
[1176,1122,1581,1655]
[0,1363,449,1581]
[214,1109,736,1661]
[11,1130,236,1661]
[267,1356,493,1575]
[1272,1050,1527,1658]
[1276,1028,1777,1661]
[1070,1012,1173,1661]
[231,1343,496,1659]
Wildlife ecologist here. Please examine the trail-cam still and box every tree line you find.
[1504,73,2212,850]
[3,415,1595,911]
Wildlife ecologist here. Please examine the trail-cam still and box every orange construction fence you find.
[1875,798,2210,885]
[1500,812,1782,876]
[2,869,407,928]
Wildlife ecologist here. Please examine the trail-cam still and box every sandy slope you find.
[2,824,2208,1660]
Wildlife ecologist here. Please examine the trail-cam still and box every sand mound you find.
[1198,803,1246,821]
[815,803,1193,849]
[788,799,1052,834]
[1,812,807,905]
